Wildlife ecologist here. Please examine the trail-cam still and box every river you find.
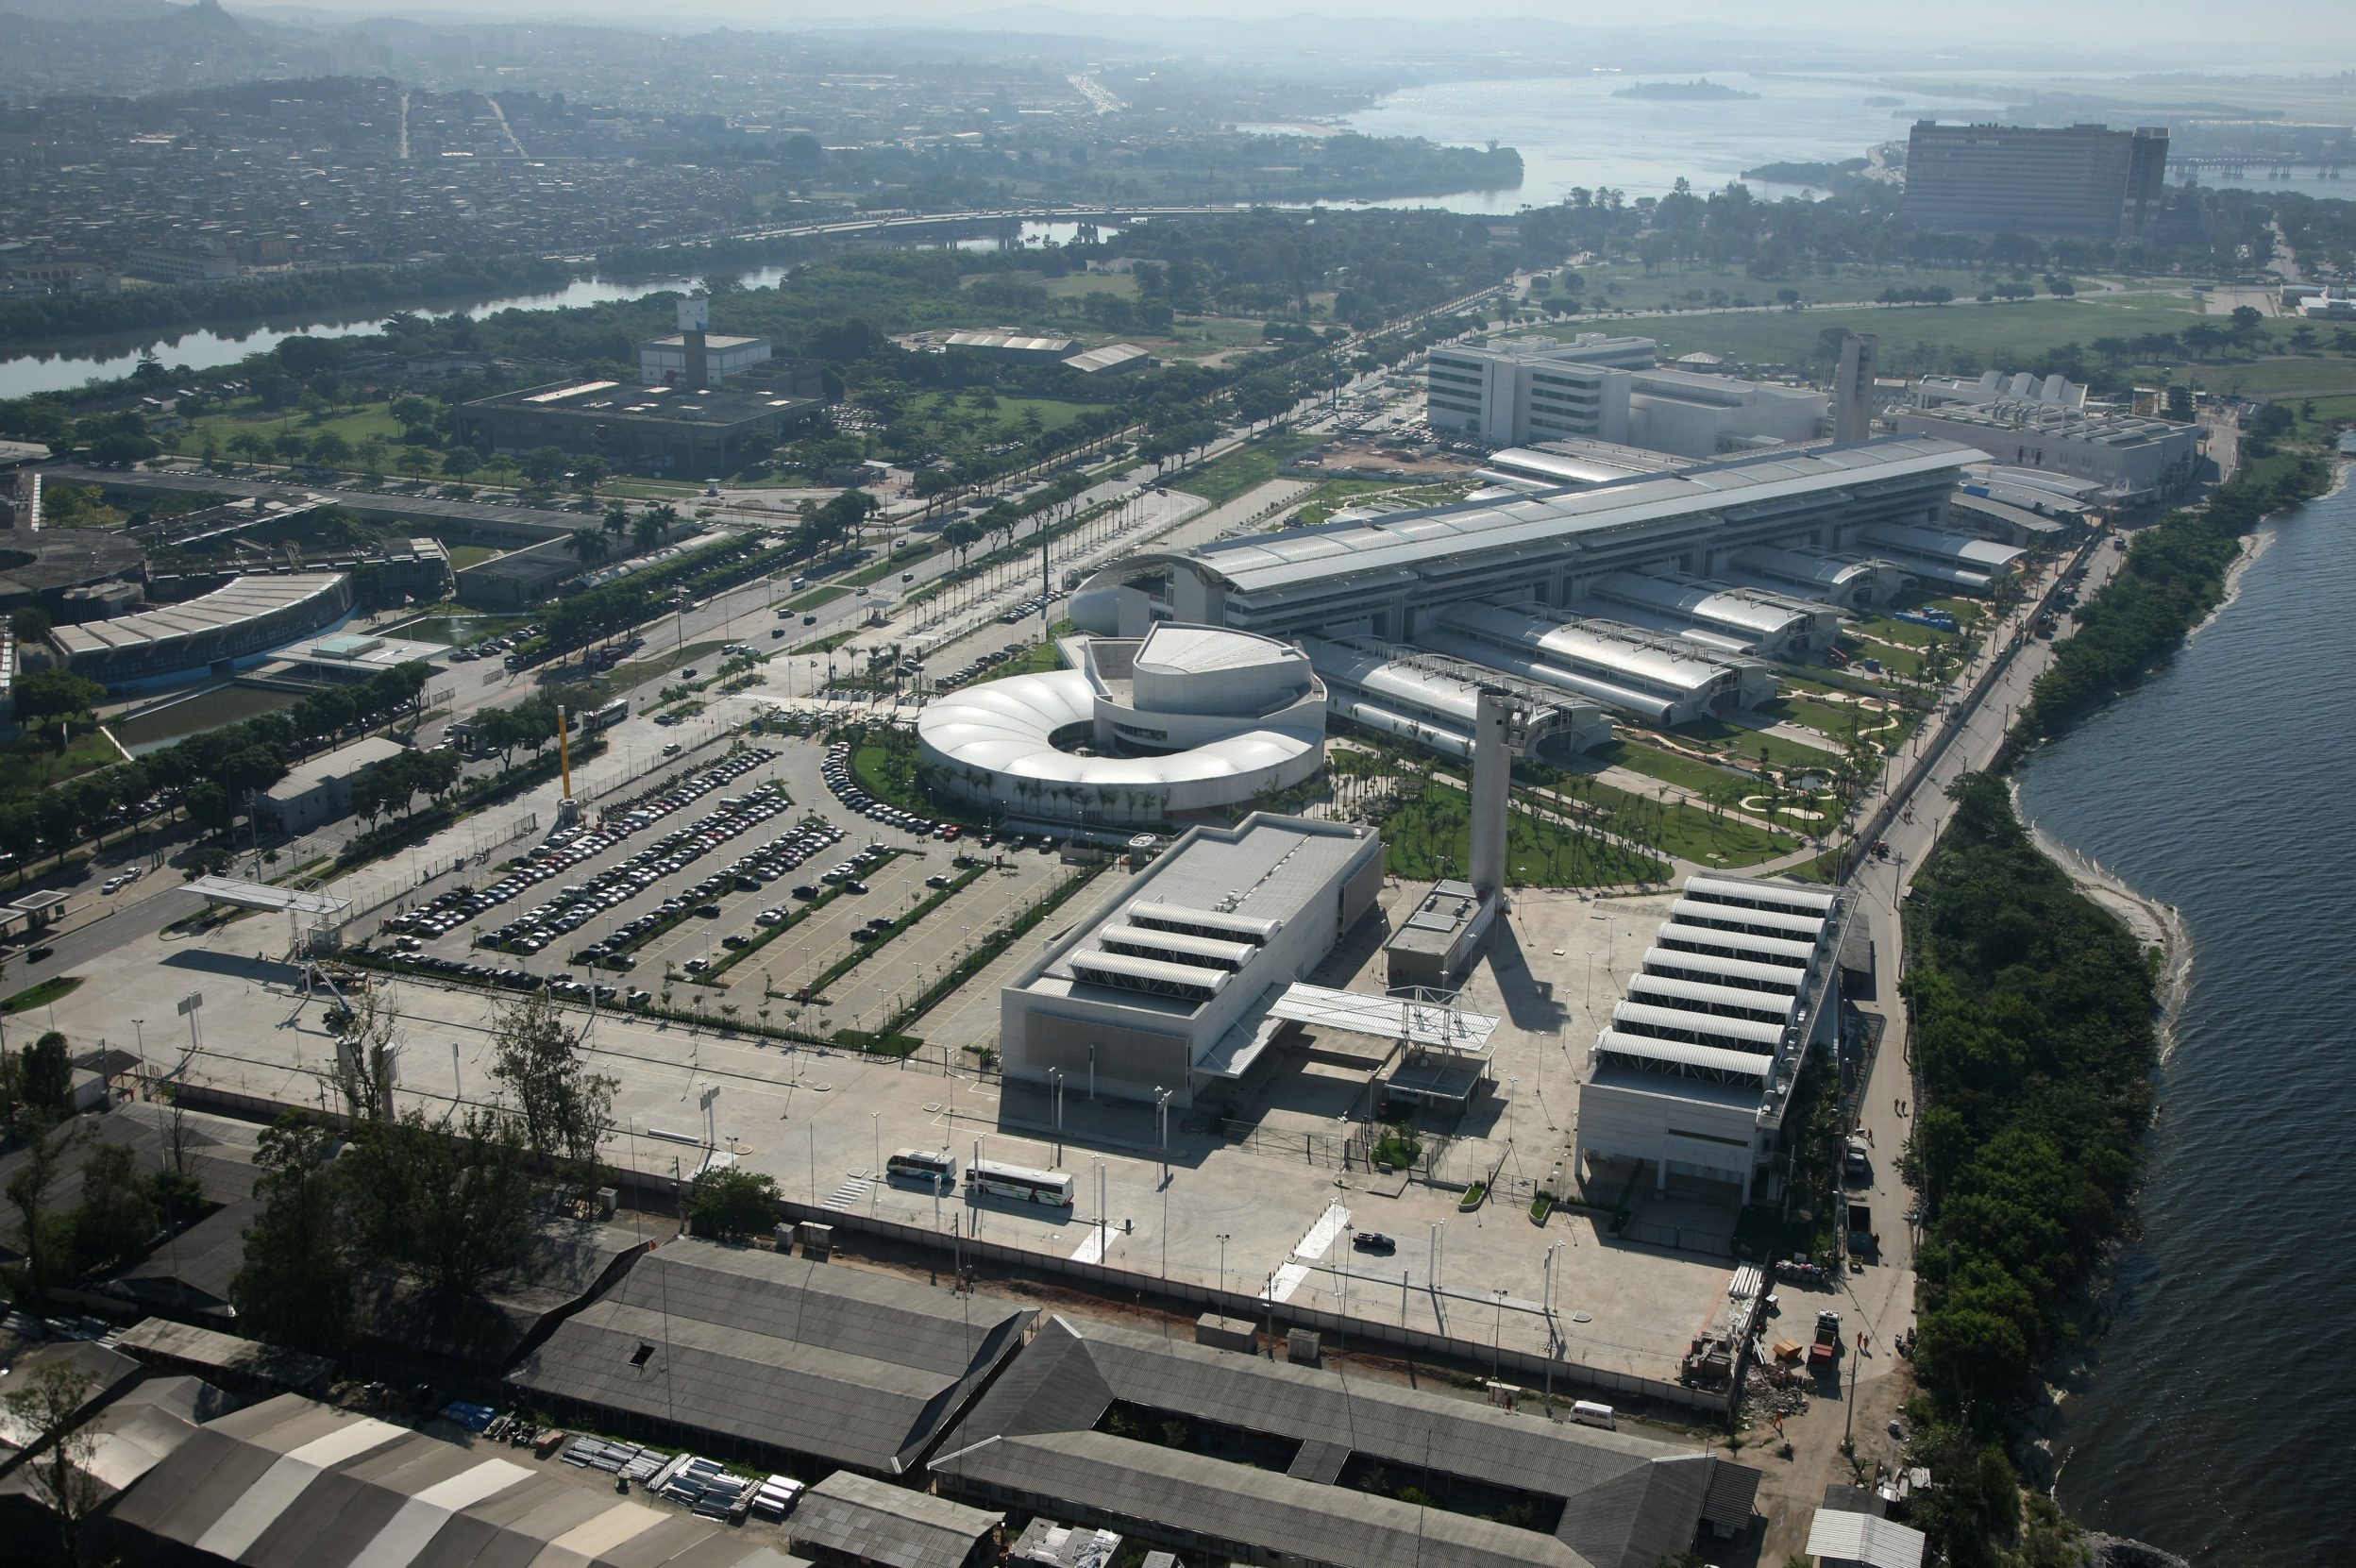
[2013,470,2356,1567]
[0,219,1122,401]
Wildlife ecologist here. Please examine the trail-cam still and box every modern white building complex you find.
[41,572,354,689]
[1891,397,2200,506]
[999,814,1386,1108]
[1425,334,1829,456]
[1300,637,1616,760]
[637,330,772,385]
[1076,438,2018,735]
[916,624,1325,826]
[1575,874,1845,1205]
[1425,333,1657,446]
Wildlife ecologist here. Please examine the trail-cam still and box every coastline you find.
[2015,790,2193,1059]
[2194,457,2355,640]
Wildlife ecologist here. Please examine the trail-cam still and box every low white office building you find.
[1891,399,2199,503]
[999,814,1387,1107]
[260,735,407,834]
[1425,333,1657,445]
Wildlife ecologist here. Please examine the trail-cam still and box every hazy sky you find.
[239,0,2355,64]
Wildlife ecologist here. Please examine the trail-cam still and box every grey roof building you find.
[506,1240,1035,1475]
[101,1392,809,1568]
[787,1471,1003,1568]
[928,1316,1760,1568]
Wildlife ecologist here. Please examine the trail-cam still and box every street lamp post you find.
[1217,1233,1232,1298]
[1492,1288,1508,1381]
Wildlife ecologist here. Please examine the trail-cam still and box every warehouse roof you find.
[506,1240,1035,1475]
[104,1393,803,1568]
[931,1317,1758,1568]
[48,574,347,656]
[265,735,407,799]
[788,1471,1002,1568]
[1806,1508,1927,1568]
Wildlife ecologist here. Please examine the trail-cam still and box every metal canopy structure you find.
[185,876,352,918]
[1266,983,1497,1055]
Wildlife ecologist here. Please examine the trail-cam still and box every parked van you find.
[1572,1402,1616,1430]
[790,576,808,591]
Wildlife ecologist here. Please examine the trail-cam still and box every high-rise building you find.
[1905,122,2170,239]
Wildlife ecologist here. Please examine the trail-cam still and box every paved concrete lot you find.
[54,778,1735,1387]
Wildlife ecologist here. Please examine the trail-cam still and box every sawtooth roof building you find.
[929,1315,1761,1568]
[1576,874,1847,1206]
[505,1239,1035,1477]
[999,813,1386,1108]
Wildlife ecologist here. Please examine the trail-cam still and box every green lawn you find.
[1173,431,1325,506]
[935,394,1103,434]
[1565,261,2002,315]
[0,731,126,805]
[608,638,728,691]
[1554,774,1801,868]
[1380,779,1668,887]
[2,976,84,1015]
[181,396,405,457]
[785,584,850,612]
[1591,738,1754,799]
[1659,716,1842,772]
[1634,293,2203,376]
[445,545,500,570]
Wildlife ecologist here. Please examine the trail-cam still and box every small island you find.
[1612,78,1761,101]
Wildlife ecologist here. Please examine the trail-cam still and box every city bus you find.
[965,1157,1075,1208]
[581,698,630,733]
[885,1148,958,1190]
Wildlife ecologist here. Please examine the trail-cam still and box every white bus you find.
[885,1148,957,1190]
[965,1157,1075,1208]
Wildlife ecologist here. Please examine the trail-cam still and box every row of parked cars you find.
[382,749,777,952]
[370,948,653,1008]
[998,587,1069,625]
[929,641,1035,694]
[478,780,819,963]
[820,742,964,842]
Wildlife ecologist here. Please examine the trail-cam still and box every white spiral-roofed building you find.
[917,624,1326,826]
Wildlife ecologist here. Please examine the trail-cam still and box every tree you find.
[522,445,569,492]
[329,983,402,1124]
[566,528,611,567]
[71,1139,159,1273]
[341,1106,536,1297]
[685,1167,780,1242]
[3,1361,105,1565]
[6,1118,87,1305]
[230,1116,354,1352]
[488,989,615,1178]
[184,779,234,837]
[11,669,105,728]
[9,605,52,643]
[571,455,611,498]
[21,1031,74,1114]
[441,446,480,486]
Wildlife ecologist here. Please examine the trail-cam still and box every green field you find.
[1173,431,1325,506]
[933,393,1103,434]
[181,396,405,457]
[445,545,500,570]
[2,976,84,1015]
[0,731,126,804]
[1592,738,1754,800]
[1380,779,1668,887]
[1561,261,2004,315]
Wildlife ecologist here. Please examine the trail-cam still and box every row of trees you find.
[1897,773,2162,1562]
[1,661,430,868]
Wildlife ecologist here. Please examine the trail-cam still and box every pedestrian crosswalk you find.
[823,1176,870,1211]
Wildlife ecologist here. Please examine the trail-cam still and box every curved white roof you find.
[918,670,1318,788]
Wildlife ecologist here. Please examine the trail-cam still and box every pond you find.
[383,613,528,647]
[110,683,304,755]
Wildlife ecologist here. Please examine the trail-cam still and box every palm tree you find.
[565,528,611,568]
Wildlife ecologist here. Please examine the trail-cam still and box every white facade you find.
[916,625,1324,826]
[638,333,772,386]
[1575,875,1843,1204]
[1624,368,1828,458]
[999,816,1387,1107]
[1891,400,2198,502]
[1425,334,1656,445]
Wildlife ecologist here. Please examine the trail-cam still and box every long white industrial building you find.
[1575,874,1846,1204]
